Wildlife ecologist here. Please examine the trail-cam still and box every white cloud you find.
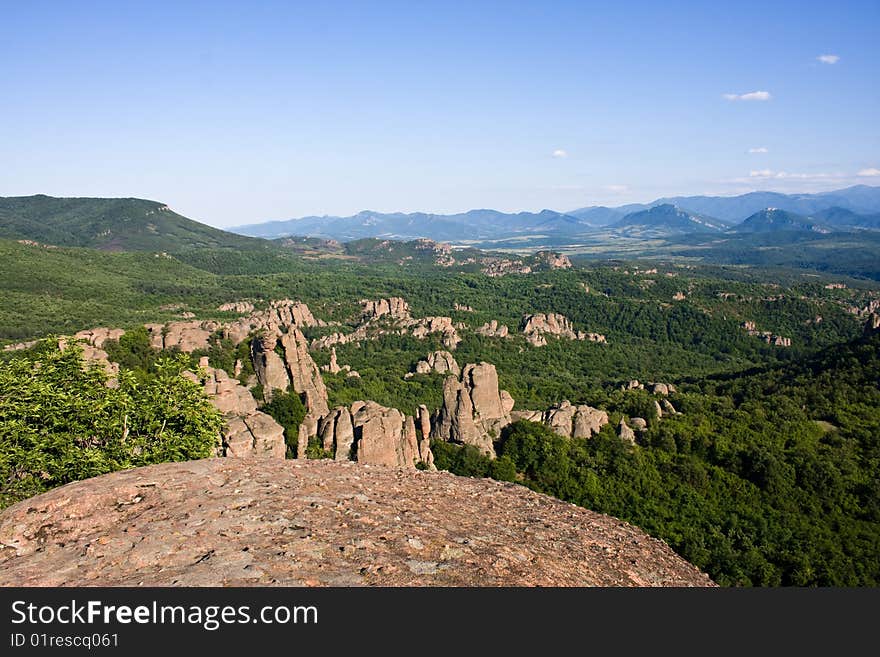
[748,147,769,154]
[817,54,840,64]
[605,184,628,193]
[857,168,880,177]
[748,169,843,181]
[723,90,772,101]
[552,149,568,158]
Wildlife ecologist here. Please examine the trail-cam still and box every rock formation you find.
[0,459,715,586]
[145,320,219,352]
[521,313,606,346]
[249,328,329,417]
[866,313,880,335]
[511,401,609,439]
[481,259,532,277]
[534,251,572,269]
[217,301,255,313]
[321,347,358,377]
[410,316,461,349]
[58,332,120,380]
[432,363,512,457]
[223,299,321,345]
[313,402,434,469]
[630,417,648,432]
[188,357,286,459]
[406,350,460,378]
[250,333,290,399]
[476,320,509,338]
[280,329,330,417]
[618,419,636,445]
[362,297,411,321]
[646,382,677,396]
[73,327,125,349]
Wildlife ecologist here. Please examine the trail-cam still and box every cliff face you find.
[0,459,714,587]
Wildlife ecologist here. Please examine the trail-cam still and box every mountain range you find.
[230,185,880,242]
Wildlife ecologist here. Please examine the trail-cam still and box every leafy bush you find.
[0,340,222,508]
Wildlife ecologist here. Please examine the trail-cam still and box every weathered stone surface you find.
[223,300,320,345]
[661,399,679,416]
[432,362,512,457]
[534,251,572,269]
[481,259,532,277]
[0,459,714,586]
[539,401,609,438]
[362,297,411,321]
[192,359,285,460]
[475,320,509,338]
[250,334,290,400]
[647,382,669,396]
[865,313,880,335]
[521,313,605,346]
[58,335,119,381]
[408,350,460,378]
[315,402,433,469]
[217,301,255,313]
[630,417,648,432]
[618,419,636,445]
[73,327,125,349]
[280,329,329,417]
[318,348,358,377]
[148,320,218,352]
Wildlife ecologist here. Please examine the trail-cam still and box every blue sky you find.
[2,1,878,227]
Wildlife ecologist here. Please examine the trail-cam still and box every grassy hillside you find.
[0,195,268,252]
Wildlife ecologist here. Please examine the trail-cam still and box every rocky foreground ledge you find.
[0,459,714,587]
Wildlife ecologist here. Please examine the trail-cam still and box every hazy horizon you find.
[2,1,878,228]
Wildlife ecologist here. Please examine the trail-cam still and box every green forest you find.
[1,231,879,586]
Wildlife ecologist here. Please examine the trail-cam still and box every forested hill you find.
[436,329,880,586]
[0,195,267,252]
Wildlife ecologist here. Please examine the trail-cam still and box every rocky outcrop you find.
[313,299,460,351]
[281,329,330,417]
[410,316,461,350]
[534,251,572,269]
[618,419,636,445]
[73,327,125,349]
[250,333,290,399]
[630,417,648,432]
[481,259,532,277]
[249,328,329,416]
[742,322,792,347]
[432,363,512,457]
[866,313,880,335]
[362,297,411,321]
[321,347,358,377]
[224,300,321,345]
[315,402,434,469]
[521,313,606,346]
[0,459,715,586]
[453,303,474,312]
[145,320,219,352]
[188,358,285,459]
[511,401,608,439]
[542,401,609,438]
[406,350,460,378]
[476,320,509,338]
[58,333,120,380]
[217,301,255,313]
